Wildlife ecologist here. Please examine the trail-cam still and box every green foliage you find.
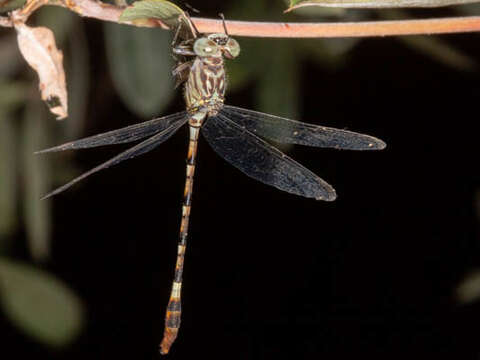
[256,40,300,121]
[64,16,90,140]
[0,12,88,347]
[22,101,52,262]
[0,0,25,13]
[119,0,184,26]
[35,6,76,45]
[0,258,85,346]
[0,112,17,249]
[0,80,29,250]
[104,23,175,118]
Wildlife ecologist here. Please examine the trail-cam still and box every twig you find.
[1,0,480,37]
[192,16,480,38]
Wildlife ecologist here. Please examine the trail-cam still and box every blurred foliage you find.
[0,0,25,13]
[0,5,87,348]
[455,1,480,11]
[118,0,184,26]
[456,269,480,304]
[104,23,175,118]
[382,9,476,71]
[0,110,17,249]
[64,15,90,140]
[22,100,52,261]
[0,0,479,349]
[0,257,85,346]
[398,34,476,70]
[256,40,300,120]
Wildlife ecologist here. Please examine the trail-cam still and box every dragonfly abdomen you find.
[160,125,200,355]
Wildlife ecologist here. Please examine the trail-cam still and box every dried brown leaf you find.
[15,22,68,120]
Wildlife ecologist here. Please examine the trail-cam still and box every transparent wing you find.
[202,114,336,201]
[41,118,188,199]
[36,111,188,154]
[221,105,386,151]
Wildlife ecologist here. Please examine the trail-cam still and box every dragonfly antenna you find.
[219,13,229,36]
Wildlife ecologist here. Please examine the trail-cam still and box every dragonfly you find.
[37,13,386,355]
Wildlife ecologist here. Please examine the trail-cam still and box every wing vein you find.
[36,111,188,154]
[41,117,188,199]
[221,105,386,150]
[202,114,336,201]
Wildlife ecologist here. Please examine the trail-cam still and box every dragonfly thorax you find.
[184,56,226,116]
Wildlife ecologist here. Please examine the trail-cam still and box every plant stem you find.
[1,0,480,37]
[193,16,480,38]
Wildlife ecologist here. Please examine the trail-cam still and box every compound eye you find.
[225,38,240,58]
[194,38,221,57]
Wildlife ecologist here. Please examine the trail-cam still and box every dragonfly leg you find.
[173,46,196,56]
[172,60,193,77]
[171,19,183,47]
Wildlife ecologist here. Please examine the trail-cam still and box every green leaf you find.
[457,269,480,304]
[0,257,85,346]
[455,2,480,13]
[286,0,480,11]
[301,38,359,69]
[0,34,24,78]
[0,0,25,13]
[104,23,175,118]
[381,9,476,70]
[256,40,300,121]
[0,112,17,246]
[225,0,272,91]
[65,18,90,139]
[398,35,476,71]
[35,6,76,45]
[255,40,300,153]
[22,101,52,262]
[119,0,185,27]
[0,81,29,109]
[290,5,347,17]
[227,38,269,92]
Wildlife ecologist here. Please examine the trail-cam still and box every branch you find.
[1,0,480,37]
[193,16,480,38]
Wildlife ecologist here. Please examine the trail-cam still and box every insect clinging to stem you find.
[37,11,386,355]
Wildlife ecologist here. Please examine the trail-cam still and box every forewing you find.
[222,105,386,151]
[41,118,187,199]
[202,114,336,201]
[36,111,188,154]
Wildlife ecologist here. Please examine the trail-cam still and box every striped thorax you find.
[184,33,240,122]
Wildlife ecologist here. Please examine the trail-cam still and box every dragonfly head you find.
[193,34,240,59]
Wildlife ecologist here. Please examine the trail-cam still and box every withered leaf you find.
[15,22,68,120]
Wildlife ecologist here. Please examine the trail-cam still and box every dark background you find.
[2,2,480,360]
